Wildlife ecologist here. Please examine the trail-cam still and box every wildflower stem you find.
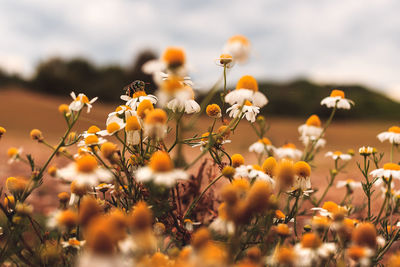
[184,174,223,218]
[375,178,392,225]
[221,64,227,122]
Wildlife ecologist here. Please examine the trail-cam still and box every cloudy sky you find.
[1,0,400,100]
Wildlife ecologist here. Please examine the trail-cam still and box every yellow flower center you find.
[220,53,233,59]
[388,126,400,133]
[162,47,186,66]
[346,179,355,184]
[161,76,185,94]
[330,89,345,98]
[231,178,250,192]
[276,224,290,235]
[137,99,154,119]
[149,151,173,172]
[262,157,277,175]
[132,91,147,98]
[107,122,121,133]
[333,151,342,156]
[58,104,69,113]
[347,246,367,260]
[275,210,285,220]
[76,95,89,104]
[57,210,78,228]
[301,233,322,248]
[219,53,233,65]
[206,104,221,117]
[76,155,98,173]
[7,147,19,158]
[276,247,296,265]
[236,75,258,92]
[228,35,250,46]
[258,137,271,145]
[305,114,321,127]
[231,153,245,167]
[145,109,167,125]
[322,201,339,213]
[68,239,81,246]
[294,161,311,177]
[244,100,253,106]
[383,163,400,170]
[115,105,131,112]
[252,164,262,171]
[85,135,99,145]
[283,143,296,149]
[126,116,141,131]
[87,125,100,134]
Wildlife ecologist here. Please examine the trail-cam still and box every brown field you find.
[0,88,398,215]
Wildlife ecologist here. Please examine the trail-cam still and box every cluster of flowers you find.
[2,35,400,267]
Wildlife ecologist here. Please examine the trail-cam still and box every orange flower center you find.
[126,116,141,131]
[85,135,99,145]
[283,143,296,149]
[87,125,100,134]
[137,99,154,119]
[383,163,400,171]
[330,89,345,98]
[132,91,147,98]
[76,155,98,173]
[76,95,89,104]
[305,115,321,127]
[388,126,400,133]
[107,122,121,133]
[322,201,339,213]
[149,151,173,172]
[162,47,185,66]
[236,75,258,92]
[145,109,167,125]
[258,137,271,145]
[228,35,250,46]
[301,233,322,248]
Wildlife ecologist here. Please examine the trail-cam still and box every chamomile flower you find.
[294,233,336,266]
[300,135,326,149]
[275,143,302,160]
[166,88,200,114]
[370,163,400,180]
[225,75,268,108]
[293,161,312,193]
[143,109,168,139]
[215,53,234,68]
[57,155,113,186]
[377,126,400,144]
[223,35,251,64]
[97,116,126,136]
[135,151,188,187]
[311,201,348,218]
[47,209,78,230]
[77,135,107,147]
[234,164,275,186]
[69,92,98,113]
[125,114,141,146]
[325,151,352,161]
[107,105,135,121]
[95,183,114,193]
[61,238,86,250]
[81,125,102,138]
[248,137,274,155]
[7,147,23,164]
[337,179,362,191]
[209,203,235,236]
[226,100,260,122]
[266,246,298,266]
[298,115,323,138]
[320,89,354,109]
[346,245,374,267]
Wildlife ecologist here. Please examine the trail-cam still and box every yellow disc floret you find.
[206,104,221,118]
[87,125,101,134]
[388,126,400,133]
[258,137,271,145]
[383,163,400,171]
[262,157,277,176]
[137,99,155,119]
[85,135,99,145]
[76,94,89,104]
[7,147,19,158]
[76,155,98,173]
[330,89,345,98]
[126,116,141,131]
[305,115,321,127]
[228,35,250,46]
[231,153,245,167]
[149,151,173,172]
[106,122,121,134]
[145,109,168,125]
[162,47,186,67]
[236,75,258,92]
[294,161,311,177]
[301,233,322,249]
[58,104,69,114]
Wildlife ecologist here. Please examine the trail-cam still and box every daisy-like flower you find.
[234,164,275,186]
[359,146,375,156]
[95,183,114,193]
[209,203,235,236]
[320,89,354,109]
[347,245,374,267]
[206,104,222,118]
[248,137,274,155]
[47,209,78,230]
[107,105,135,121]
[61,238,86,250]
[226,100,260,123]
[143,109,168,139]
[215,53,234,68]
[97,116,126,136]
[266,246,298,267]
[69,92,98,113]
[225,75,268,108]
[135,151,188,187]
[377,126,400,144]
[81,125,102,138]
[77,135,107,147]
[294,233,336,266]
[125,114,142,146]
[223,35,250,64]
[293,161,312,194]
[370,162,400,180]
[311,201,348,218]
[120,81,158,110]
[57,155,113,186]
[275,143,302,160]
[7,147,23,164]
[325,151,352,161]
[337,179,362,191]
[300,135,326,149]
[298,114,323,138]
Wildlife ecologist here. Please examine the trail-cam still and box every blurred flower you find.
[226,100,260,122]
[337,179,362,191]
[298,115,323,138]
[370,163,400,180]
[215,53,234,68]
[223,35,251,64]
[61,238,86,250]
[248,137,274,155]
[325,151,352,161]
[320,89,354,109]
[275,143,302,160]
[377,126,400,144]
[69,92,97,113]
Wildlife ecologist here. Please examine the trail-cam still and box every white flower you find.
[57,155,113,186]
[69,92,98,113]
[325,151,352,161]
[249,138,275,155]
[359,146,374,155]
[135,151,188,187]
[226,102,260,123]
[275,144,302,160]
[7,147,23,164]
[81,125,102,138]
[320,89,354,109]
[77,135,107,147]
[298,115,323,138]
[224,75,268,107]
[61,238,86,250]
[95,183,114,192]
[300,136,326,149]
[377,126,400,144]
[184,219,201,232]
[215,53,234,68]
[209,217,235,236]
[336,179,362,190]
[143,109,168,139]
[223,35,250,64]
[166,90,200,114]
[370,163,400,180]
[97,116,126,136]
[234,165,275,186]
[294,239,336,267]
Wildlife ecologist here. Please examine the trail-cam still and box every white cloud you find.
[0,0,400,100]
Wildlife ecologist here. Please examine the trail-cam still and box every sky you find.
[1,0,400,100]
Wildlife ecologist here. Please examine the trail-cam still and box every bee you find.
[123,80,146,97]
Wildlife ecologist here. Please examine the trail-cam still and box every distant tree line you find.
[0,51,399,120]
